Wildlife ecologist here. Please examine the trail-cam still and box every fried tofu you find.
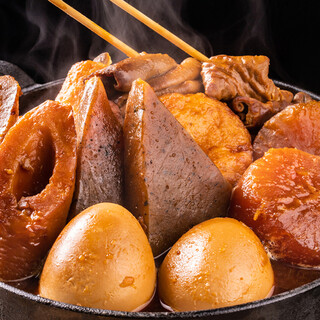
[160,93,253,186]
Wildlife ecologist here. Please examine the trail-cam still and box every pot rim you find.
[2,78,320,318]
[1,275,320,318]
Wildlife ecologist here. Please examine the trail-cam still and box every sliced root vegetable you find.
[0,100,77,280]
[0,75,21,143]
[229,148,320,267]
[69,77,124,218]
[124,79,231,257]
[253,101,320,160]
[160,93,252,187]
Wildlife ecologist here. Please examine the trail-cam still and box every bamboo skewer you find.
[109,0,210,62]
[48,0,139,58]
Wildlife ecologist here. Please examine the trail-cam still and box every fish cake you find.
[160,92,252,186]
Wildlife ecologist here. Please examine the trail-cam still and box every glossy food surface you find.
[253,100,320,159]
[39,203,156,312]
[160,92,252,186]
[158,217,274,311]
[229,148,320,267]
[0,100,77,280]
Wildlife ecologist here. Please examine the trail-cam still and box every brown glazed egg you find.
[158,217,274,311]
[229,148,320,267]
[39,203,156,311]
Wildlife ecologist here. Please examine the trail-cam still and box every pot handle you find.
[0,60,36,89]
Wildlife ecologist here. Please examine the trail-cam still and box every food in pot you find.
[92,54,203,113]
[56,57,111,136]
[69,76,123,218]
[123,79,231,257]
[158,217,274,311]
[0,75,21,143]
[1,50,319,312]
[147,57,202,94]
[39,203,156,312]
[253,100,320,160]
[229,147,320,267]
[91,52,177,93]
[160,92,252,186]
[0,100,77,280]
[201,55,293,129]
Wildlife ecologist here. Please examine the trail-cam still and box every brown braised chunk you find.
[147,57,203,94]
[0,100,77,281]
[253,100,320,160]
[91,52,177,95]
[91,53,203,113]
[123,79,231,257]
[160,93,252,187]
[69,76,124,219]
[0,75,21,143]
[229,148,320,268]
[201,55,294,129]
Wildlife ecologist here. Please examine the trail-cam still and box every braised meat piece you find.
[91,52,177,94]
[96,54,203,117]
[148,57,202,92]
[201,55,294,128]
[155,79,203,97]
[231,92,293,129]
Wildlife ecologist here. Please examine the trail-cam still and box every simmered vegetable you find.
[253,101,320,159]
[0,100,77,280]
[229,148,320,267]
[39,203,156,312]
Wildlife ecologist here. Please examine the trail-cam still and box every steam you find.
[90,0,213,61]
[7,0,211,83]
[3,0,290,85]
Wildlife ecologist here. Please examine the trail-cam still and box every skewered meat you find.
[229,148,320,267]
[124,79,231,257]
[201,55,294,128]
[90,52,177,95]
[155,79,203,96]
[0,75,21,143]
[160,93,252,186]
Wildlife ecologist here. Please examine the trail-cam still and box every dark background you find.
[0,0,320,94]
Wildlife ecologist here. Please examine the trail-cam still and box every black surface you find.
[1,1,320,94]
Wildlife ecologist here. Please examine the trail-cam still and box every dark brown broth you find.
[6,259,320,313]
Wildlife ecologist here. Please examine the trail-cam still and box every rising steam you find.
[5,0,211,83]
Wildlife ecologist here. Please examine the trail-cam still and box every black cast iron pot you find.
[0,60,320,320]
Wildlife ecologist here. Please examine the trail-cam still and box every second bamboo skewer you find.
[48,0,139,58]
[109,0,210,62]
